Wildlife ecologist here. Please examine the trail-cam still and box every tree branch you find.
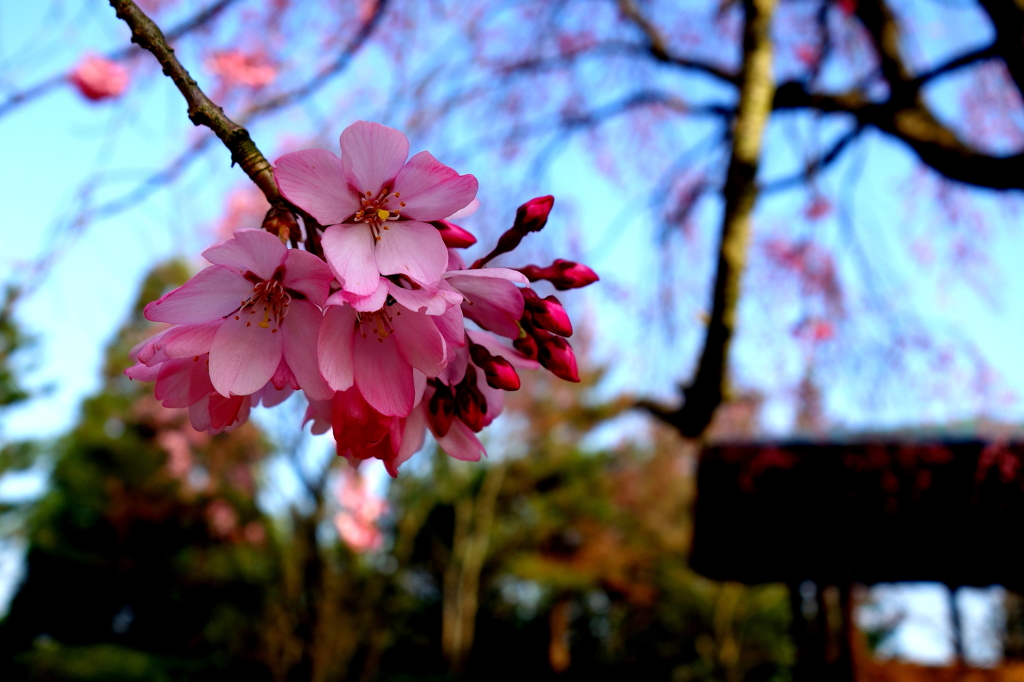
[108,0,280,204]
[0,0,239,119]
[650,0,777,439]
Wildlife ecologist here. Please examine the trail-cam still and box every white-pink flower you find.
[274,121,478,296]
[144,229,333,400]
[68,54,129,101]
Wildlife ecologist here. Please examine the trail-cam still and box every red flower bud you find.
[263,204,299,244]
[469,343,522,391]
[518,259,599,290]
[512,195,554,235]
[454,366,488,432]
[428,383,456,437]
[431,219,477,248]
[472,196,556,268]
[536,332,580,382]
[513,323,540,360]
[69,55,130,102]
[522,290,572,337]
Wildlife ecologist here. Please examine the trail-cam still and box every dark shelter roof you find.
[689,438,1024,589]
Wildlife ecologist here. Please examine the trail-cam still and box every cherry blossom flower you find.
[144,230,333,399]
[274,121,478,295]
[334,472,388,552]
[68,55,129,101]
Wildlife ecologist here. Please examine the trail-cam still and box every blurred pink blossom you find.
[205,50,278,88]
[68,55,129,102]
[334,472,387,552]
[206,499,238,538]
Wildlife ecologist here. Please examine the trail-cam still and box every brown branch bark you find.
[647,0,777,439]
[108,0,281,204]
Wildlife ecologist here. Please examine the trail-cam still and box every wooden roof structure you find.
[690,438,1024,590]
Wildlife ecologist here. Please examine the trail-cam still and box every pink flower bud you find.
[68,55,130,102]
[522,290,572,337]
[513,330,539,361]
[469,343,521,391]
[431,219,477,248]
[518,259,599,290]
[536,332,580,382]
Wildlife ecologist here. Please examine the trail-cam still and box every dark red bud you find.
[522,291,572,337]
[517,259,599,290]
[513,195,554,235]
[431,219,477,248]
[263,204,300,245]
[454,365,488,432]
[428,383,456,437]
[471,195,556,268]
[512,324,539,360]
[537,333,580,382]
[470,343,521,391]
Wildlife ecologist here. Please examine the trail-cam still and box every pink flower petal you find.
[447,197,480,220]
[282,299,333,400]
[282,248,333,307]
[209,311,284,396]
[125,361,160,382]
[353,332,414,416]
[392,308,447,378]
[202,228,285,279]
[374,220,448,285]
[436,419,485,462]
[275,148,360,225]
[434,304,467,364]
[386,279,461,315]
[339,121,410,194]
[270,357,299,391]
[155,359,194,408]
[449,274,524,338]
[446,267,529,284]
[393,151,478,221]
[321,224,380,296]
[304,397,333,435]
[145,266,252,324]
[318,305,357,391]
[389,403,428,476]
[327,277,388,312]
[467,330,541,370]
[156,322,220,361]
[189,395,212,432]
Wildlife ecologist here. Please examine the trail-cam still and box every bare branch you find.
[109,0,280,203]
[0,0,239,119]
[760,124,865,194]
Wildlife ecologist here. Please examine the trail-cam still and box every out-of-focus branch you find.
[108,0,280,204]
[0,0,239,119]
[644,0,777,439]
[977,0,1024,97]
[617,0,738,84]
[760,124,865,194]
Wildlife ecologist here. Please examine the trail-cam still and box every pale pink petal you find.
[436,419,485,462]
[387,279,461,315]
[189,395,212,432]
[413,370,427,407]
[275,149,359,225]
[210,393,249,431]
[450,274,523,338]
[447,197,479,220]
[255,382,294,407]
[188,357,215,405]
[155,359,194,408]
[202,228,286,279]
[374,220,448,285]
[446,249,467,271]
[209,312,284,396]
[353,333,414,416]
[392,151,478,221]
[125,361,160,382]
[131,327,171,363]
[439,343,469,386]
[339,121,410,194]
[467,330,541,369]
[392,308,446,378]
[391,403,428,475]
[157,322,220,360]
[434,304,466,364]
[446,267,529,284]
[327,277,388,312]
[145,267,251,324]
[321,224,379,296]
[282,248,333,307]
[318,305,357,391]
[304,397,333,435]
[282,299,333,401]
[270,357,299,390]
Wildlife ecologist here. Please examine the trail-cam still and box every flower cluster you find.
[128,121,597,475]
